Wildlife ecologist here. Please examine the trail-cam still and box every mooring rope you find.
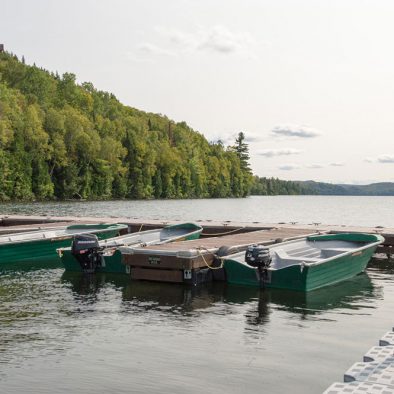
[196,247,225,270]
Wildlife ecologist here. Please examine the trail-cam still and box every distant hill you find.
[250,177,394,196]
[296,181,394,196]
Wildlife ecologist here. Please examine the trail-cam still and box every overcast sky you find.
[2,0,394,184]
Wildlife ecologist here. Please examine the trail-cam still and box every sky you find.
[1,0,394,184]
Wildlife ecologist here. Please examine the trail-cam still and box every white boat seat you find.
[275,249,289,260]
[274,249,318,266]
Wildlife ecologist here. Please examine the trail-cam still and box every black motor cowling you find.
[245,245,271,269]
[71,234,103,273]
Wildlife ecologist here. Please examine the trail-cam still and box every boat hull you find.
[61,249,126,273]
[0,228,123,270]
[224,245,377,291]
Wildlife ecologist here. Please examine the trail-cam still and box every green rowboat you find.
[0,223,127,270]
[59,222,202,273]
[223,233,384,291]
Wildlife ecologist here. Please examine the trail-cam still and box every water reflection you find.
[223,272,377,332]
[369,257,394,275]
[61,272,225,315]
[61,272,130,304]
[61,270,377,324]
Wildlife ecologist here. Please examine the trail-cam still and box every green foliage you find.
[230,132,253,196]
[251,176,307,195]
[0,51,253,201]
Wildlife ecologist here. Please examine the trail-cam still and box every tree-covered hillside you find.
[0,52,253,201]
[296,181,394,196]
[251,178,394,196]
[250,176,311,195]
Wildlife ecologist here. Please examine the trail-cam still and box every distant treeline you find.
[251,178,394,196]
[250,176,308,195]
[0,52,253,201]
[296,181,394,196]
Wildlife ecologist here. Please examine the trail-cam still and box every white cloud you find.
[365,155,394,163]
[330,162,345,167]
[377,155,394,163]
[272,124,322,138]
[197,26,256,55]
[278,164,301,171]
[167,30,194,46]
[137,43,176,57]
[209,131,263,146]
[147,25,258,58]
[244,133,264,143]
[258,148,301,157]
[306,164,324,169]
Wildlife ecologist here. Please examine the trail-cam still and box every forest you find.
[0,52,254,201]
[250,176,310,195]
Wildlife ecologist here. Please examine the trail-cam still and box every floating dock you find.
[324,327,394,393]
[120,227,321,284]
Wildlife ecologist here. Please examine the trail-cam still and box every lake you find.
[0,196,394,393]
[1,195,394,227]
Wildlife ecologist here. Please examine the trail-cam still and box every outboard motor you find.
[71,234,103,273]
[245,245,271,288]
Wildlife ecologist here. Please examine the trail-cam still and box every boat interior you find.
[0,227,101,244]
[159,226,197,242]
[234,239,368,269]
[101,226,197,248]
[101,229,162,247]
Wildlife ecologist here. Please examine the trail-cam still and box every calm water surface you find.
[0,261,394,394]
[1,195,394,227]
[1,196,394,393]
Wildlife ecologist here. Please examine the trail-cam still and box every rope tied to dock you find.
[196,247,225,270]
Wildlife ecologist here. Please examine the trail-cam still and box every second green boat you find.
[223,233,383,291]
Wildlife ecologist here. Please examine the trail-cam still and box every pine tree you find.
[233,132,251,174]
